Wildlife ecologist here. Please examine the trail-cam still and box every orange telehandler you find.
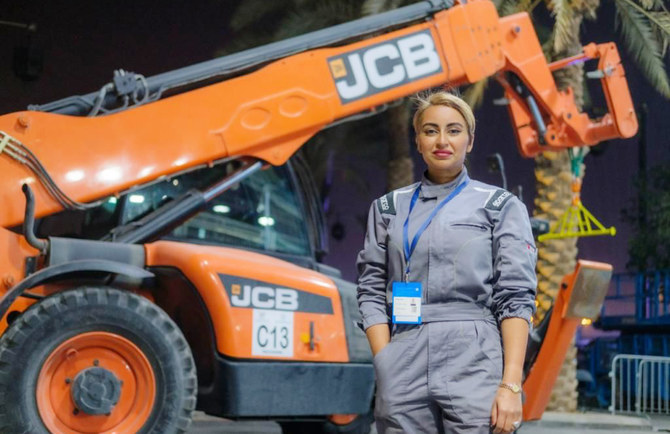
[0,0,637,432]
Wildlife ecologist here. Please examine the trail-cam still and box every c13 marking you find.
[257,324,290,350]
[252,309,294,358]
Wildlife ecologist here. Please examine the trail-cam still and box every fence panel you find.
[610,354,670,415]
[638,358,670,414]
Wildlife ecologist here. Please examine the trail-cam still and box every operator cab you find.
[36,157,331,272]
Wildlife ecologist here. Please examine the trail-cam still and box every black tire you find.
[0,287,197,434]
[280,410,374,434]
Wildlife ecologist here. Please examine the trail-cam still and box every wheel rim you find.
[36,331,156,434]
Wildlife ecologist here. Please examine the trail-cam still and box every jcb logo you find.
[328,30,442,103]
[220,274,334,314]
[231,284,299,311]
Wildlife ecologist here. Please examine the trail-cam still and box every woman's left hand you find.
[490,387,522,433]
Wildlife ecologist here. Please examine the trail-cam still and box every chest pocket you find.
[450,222,488,232]
[433,219,493,301]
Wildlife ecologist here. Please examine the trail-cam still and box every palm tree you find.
[493,0,670,412]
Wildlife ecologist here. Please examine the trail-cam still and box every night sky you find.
[2,0,669,282]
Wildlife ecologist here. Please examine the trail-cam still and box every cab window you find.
[38,162,312,258]
[166,165,311,256]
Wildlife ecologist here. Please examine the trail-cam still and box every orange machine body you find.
[0,230,39,331]
[523,260,614,420]
[145,241,349,362]
[0,0,636,229]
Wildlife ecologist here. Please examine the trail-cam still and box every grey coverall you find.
[357,168,537,433]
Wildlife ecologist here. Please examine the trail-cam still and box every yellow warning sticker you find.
[329,58,347,79]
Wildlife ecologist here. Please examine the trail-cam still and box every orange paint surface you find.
[146,241,349,362]
[36,332,156,433]
[0,0,635,228]
[523,260,613,420]
[0,228,40,334]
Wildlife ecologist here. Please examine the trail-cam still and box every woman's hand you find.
[493,317,528,432]
[365,323,391,356]
[490,387,522,433]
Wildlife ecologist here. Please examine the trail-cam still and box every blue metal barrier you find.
[601,270,670,326]
[578,270,670,409]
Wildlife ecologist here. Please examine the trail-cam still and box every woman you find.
[356,91,537,434]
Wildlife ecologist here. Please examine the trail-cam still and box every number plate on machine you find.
[252,309,294,357]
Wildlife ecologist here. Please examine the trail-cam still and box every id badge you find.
[392,282,422,324]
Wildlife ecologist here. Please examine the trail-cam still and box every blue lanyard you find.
[402,179,468,281]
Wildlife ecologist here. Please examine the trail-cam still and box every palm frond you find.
[362,0,400,15]
[649,10,670,55]
[549,0,576,53]
[362,0,386,16]
[495,0,522,16]
[621,1,670,56]
[361,0,420,16]
[498,0,535,14]
[229,0,294,32]
[517,0,536,12]
[629,1,670,35]
[615,0,670,97]
[648,10,670,34]
[463,79,490,109]
[623,2,670,56]
[578,0,600,20]
[274,1,361,40]
[541,35,555,60]
[637,0,665,10]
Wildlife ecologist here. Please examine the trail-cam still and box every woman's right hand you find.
[365,323,391,356]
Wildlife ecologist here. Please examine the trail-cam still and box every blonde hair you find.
[412,91,476,142]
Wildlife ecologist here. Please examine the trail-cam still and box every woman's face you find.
[416,104,473,183]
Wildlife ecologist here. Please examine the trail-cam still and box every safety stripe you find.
[485,189,513,210]
[377,192,396,215]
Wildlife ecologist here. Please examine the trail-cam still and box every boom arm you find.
[0,0,637,228]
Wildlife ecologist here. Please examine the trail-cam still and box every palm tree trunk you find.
[361,0,415,191]
[534,0,598,410]
[534,148,581,411]
[386,102,414,190]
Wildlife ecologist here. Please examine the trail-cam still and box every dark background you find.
[1,0,668,281]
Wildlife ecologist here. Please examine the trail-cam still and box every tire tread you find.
[0,286,197,434]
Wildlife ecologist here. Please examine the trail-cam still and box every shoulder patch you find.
[485,189,513,211]
[376,192,396,215]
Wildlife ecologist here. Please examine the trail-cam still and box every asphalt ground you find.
[189,411,668,433]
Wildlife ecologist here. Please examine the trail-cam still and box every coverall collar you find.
[420,166,469,200]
